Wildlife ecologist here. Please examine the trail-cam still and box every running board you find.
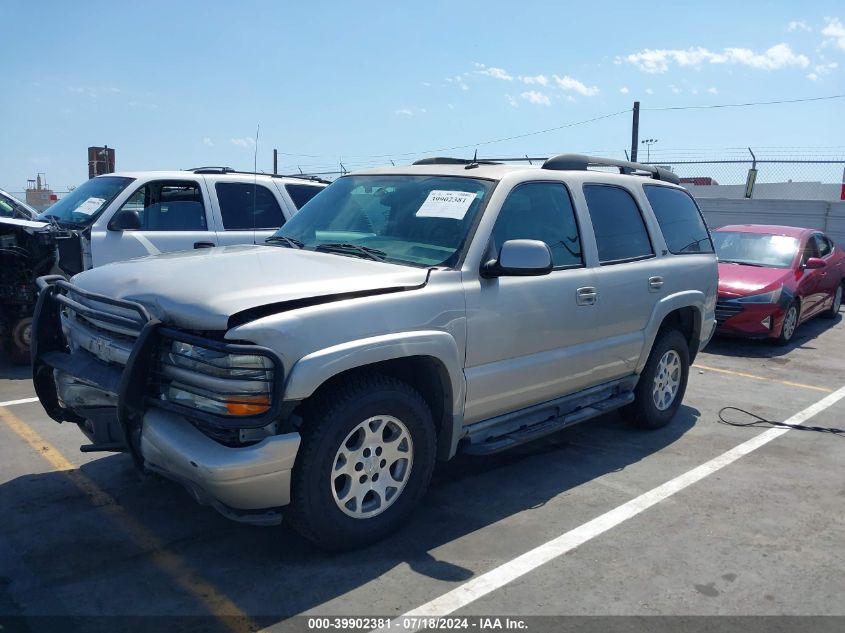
[461,389,635,456]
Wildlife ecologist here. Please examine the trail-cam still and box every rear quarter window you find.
[643,185,714,254]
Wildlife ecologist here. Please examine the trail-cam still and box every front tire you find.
[10,317,33,365]
[621,329,690,429]
[776,302,799,345]
[287,374,436,551]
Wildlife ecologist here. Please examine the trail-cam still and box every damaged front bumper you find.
[31,275,300,524]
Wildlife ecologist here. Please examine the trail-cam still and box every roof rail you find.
[541,154,681,185]
[412,157,502,166]
[187,166,330,184]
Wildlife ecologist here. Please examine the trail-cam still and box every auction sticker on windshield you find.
[75,197,106,215]
[416,190,475,220]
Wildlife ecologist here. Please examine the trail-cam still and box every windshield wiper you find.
[315,242,387,262]
[719,259,766,267]
[265,236,304,249]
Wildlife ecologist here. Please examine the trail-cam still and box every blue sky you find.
[2,0,844,192]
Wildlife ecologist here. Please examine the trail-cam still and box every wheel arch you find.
[637,292,705,372]
[284,331,465,460]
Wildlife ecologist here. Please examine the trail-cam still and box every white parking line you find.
[380,383,845,630]
[0,397,39,408]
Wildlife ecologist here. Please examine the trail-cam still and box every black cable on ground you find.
[717,406,845,437]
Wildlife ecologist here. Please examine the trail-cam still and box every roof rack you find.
[541,154,680,185]
[412,157,502,166]
[187,167,330,184]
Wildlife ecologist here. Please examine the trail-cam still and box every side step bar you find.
[461,390,635,456]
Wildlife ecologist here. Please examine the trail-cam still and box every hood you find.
[0,216,49,231]
[71,245,430,330]
[717,262,790,298]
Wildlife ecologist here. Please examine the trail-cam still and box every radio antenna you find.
[253,124,260,244]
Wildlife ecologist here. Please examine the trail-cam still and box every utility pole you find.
[273,149,278,175]
[630,101,640,162]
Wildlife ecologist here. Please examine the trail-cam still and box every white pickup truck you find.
[0,168,326,361]
[33,167,328,275]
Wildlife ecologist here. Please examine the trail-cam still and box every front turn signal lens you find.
[226,395,271,416]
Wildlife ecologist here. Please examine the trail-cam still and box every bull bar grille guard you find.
[32,275,286,465]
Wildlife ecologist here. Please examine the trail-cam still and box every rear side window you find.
[285,184,324,209]
[216,183,284,230]
[491,182,582,268]
[644,185,714,254]
[583,184,653,264]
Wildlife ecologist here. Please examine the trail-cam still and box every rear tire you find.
[621,329,690,429]
[10,317,33,365]
[775,302,799,345]
[821,284,842,319]
[287,374,436,551]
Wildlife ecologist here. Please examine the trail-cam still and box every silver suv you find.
[32,154,718,549]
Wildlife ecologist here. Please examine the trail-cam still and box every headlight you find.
[735,286,782,304]
[159,340,275,417]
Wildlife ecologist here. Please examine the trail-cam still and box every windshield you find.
[271,174,494,267]
[712,231,799,269]
[0,190,37,219]
[37,176,134,226]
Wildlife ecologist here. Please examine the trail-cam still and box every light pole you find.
[641,138,658,163]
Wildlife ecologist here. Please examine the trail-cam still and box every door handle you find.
[649,276,664,291]
[194,241,215,249]
[576,286,597,306]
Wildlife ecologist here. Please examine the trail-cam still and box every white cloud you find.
[422,81,431,87]
[669,84,682,94]
[520,90,551,106]
[230,137,256,147]
[619,86,629,94]
[394,107,427,116]
[807,61,838,80]
[476,66,513,81]
[645,88,654,95]
[203,137,214,147]
[521,74,549,86]
[460,83,469,91]
[707,86,719,94]
[505,94,519,107]
[787,20,812,32]
[552,74,599,96]
[620,43,809,73]
[822,17,845,50]
[565,95,576,103]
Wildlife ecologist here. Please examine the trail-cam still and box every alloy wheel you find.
[652,349,682,411]
[330,415,414,519]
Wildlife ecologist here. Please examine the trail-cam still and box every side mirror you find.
[804,257,826,270]
[481,239,553,278]
[108,210,141,231]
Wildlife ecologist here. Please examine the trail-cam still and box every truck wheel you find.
[621,329,689,429]
[821,284,842,319]
[776,302,799,345]
[10,317,33,365]
[287,374,436,550]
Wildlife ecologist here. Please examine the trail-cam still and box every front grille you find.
[715,300,744,324]
[50,280,151,366]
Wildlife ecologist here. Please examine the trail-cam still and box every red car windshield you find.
[713,231,799,269]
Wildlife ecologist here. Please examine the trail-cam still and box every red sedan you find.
[712,225,844,344]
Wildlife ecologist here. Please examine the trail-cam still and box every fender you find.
[284,330,466,458]
[636,290,707,373]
